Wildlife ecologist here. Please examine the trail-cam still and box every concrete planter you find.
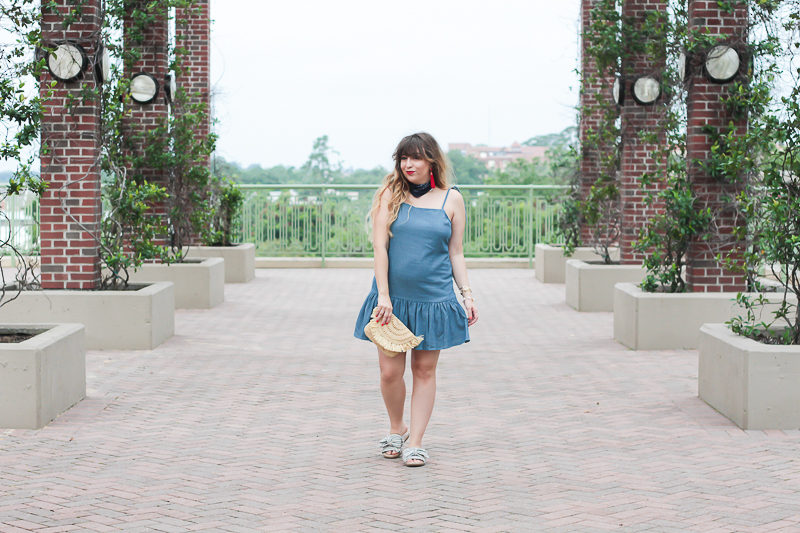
[534,244,618,284]
[0,282,174,350]
[565,260,646,312]
[186,243,255,283]
[699,323,800,430]
[613,283,790,350]
[0,323,85,429]
[129,257,224,309]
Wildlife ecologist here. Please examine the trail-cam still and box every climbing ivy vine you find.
[98,0,218,287]
[630,1,713,294]
[574,0,623,264]
[723,1,800,344]
[0,1,78,302]
[579,0,800,343]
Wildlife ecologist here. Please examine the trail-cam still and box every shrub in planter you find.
[580,179,620,265]
[556,188,582,257]
[108,4,223,307]
[627,5,711,295]
[634,173,712,294]
[715,3,800,346]
[626,5,721,296]
[547,139,582,256]
[186,177,251,283]
[124,104,225,307]
[725,113,800,345]
[136,87,217,262]
[99,0,214,287]
[95,0,218,277]
[96,70,171,289]
[99,166,170,289]
[576,0,632,266]
[202,176,245,247]
[695,3,800,429]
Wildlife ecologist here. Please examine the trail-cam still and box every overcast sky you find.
[210,0,581,171]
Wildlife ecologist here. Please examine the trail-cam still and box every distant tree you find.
[485,158,544,185]
[246,164,303,183]
[333,167,387,184]
[541,142,579,185]
[447,150,487,184]
[302,135,342,183]
[523,126,578,148]
[212,156,305,184]
[212,157,246,182]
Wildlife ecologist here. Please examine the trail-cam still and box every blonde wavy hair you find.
[369,132,451,239]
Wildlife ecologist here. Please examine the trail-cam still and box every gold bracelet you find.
[459,286,472,294]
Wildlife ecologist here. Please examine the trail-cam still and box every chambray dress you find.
[353,187,470,351]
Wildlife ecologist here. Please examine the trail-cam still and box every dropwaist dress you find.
[353,187,470,351]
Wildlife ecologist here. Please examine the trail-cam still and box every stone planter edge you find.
[129,257,224,309]
[613,282,792,350]
[565,260,645,312]
[534,244,618,284]
[186,243,255,283]
[699,323,800,430]
[0,282,174,350]
[0,323,85,429]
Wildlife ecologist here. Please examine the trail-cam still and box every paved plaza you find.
[2,268,800,532]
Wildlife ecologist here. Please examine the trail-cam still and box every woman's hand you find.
[464,299,478,326]
[374,294,393,326]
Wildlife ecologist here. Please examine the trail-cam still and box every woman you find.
[353,132,478,467]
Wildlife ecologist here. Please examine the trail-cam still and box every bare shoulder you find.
[447,187,465,209]
[444,187,465,221]
[377,187,393,210]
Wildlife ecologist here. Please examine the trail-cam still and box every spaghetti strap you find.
[441,187,454,210]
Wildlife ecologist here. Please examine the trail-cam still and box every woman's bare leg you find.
[408,349,440,462]
[378,349,407,436]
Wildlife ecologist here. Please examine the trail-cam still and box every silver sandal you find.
[379,429,409,459]
[402,447,429,467]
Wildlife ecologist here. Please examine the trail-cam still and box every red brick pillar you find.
[619,0,667,264]
[123,6,170,237]
[39,0,103,289]
[176,0,211,170]
[579,0,618,244]
[685,1,747,292]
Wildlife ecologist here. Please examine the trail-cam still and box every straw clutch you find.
[364,308,423,357]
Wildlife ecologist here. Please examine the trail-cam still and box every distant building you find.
[449,142,548,172]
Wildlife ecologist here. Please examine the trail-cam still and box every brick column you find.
[579,0,618,244]
[39,0,103,289]
[685,1,747,292]
[123,6,170,235]
[176,0,211,169]
[619,0,668,264]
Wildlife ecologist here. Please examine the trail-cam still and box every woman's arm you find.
[448,190,478,326]
[373,188,393,325]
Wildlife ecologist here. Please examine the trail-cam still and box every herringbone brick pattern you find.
[2,269,799,532]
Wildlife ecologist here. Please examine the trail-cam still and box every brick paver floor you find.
[2,268,800,532]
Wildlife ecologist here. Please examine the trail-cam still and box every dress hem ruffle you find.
[353,291,470,351]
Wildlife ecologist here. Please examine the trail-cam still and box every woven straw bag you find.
[363,307,423,357]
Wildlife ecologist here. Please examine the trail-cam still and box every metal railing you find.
[0,191,39,256]
[0,184,569,264]
[235,184,569,265]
